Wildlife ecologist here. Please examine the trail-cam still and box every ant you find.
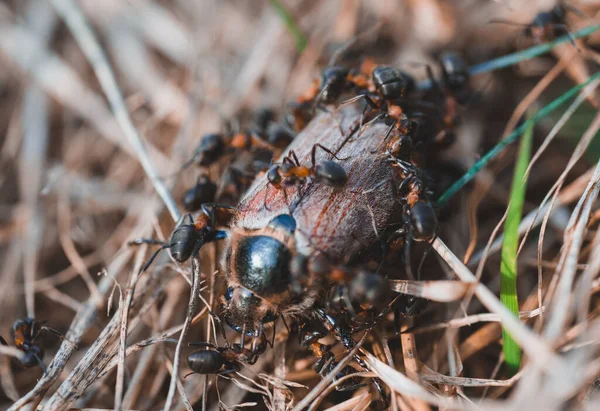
[129,203,234,275]
[490,4,583,49]
[340,65,414,145]
[177,130,274,174]
[299,320,365,391]
[181,174,217,212]
[0,317,66,373]
[265,144,348,208]
[386,158,438,281]
[185,338,268,376]
[287,58,381,131]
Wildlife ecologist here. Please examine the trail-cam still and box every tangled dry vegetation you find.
[2,0,600,410]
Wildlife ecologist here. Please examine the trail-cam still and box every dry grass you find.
[2,0,600,410]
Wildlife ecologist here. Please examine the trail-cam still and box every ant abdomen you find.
[314,160,348,188]
[187,350,224,374]
[410,201,438,242]
[169,224,200,263]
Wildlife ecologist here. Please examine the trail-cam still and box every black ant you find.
[386,158,438,281]
[298,320,365,392]
[129,203,234,275]
[490,4,583,49]
[265,144,348,208]
[340,65,414,145]
[185,338,268,376]
[0,318,66,373]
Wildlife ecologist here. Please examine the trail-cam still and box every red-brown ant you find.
[1,317,67,373]
[265,144,348,208]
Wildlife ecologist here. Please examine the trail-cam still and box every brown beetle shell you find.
[230,104,401,262]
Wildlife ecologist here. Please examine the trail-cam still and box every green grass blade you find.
[417,24,600,90]
[269,0,307,53]
[437,70,600,207]
[469,24,600,76]
[500,110,534,373]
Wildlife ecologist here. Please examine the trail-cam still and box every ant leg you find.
[200,203,236,227]
[311,144,347,166]
[38,326,76,346]
[416,234,437,281]
[128,238,166,247]
[288,150,301,167]
[188,341,216,348]
[370,122,397,154]
[216,367,239,376]
[140,244,171,274]
[550,23,579,50]
[339,93,378,110]
[404,213,415,282]
[33,352,48,375]
[425,64,444,97]
[0,336,7,346]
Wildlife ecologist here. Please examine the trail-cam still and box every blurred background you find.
[1,0,600,409]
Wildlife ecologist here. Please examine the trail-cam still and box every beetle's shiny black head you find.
[197,133,225,166]
[440,52,469,95]
[187,350,224,374]
[235,236,292,296]
[182,175,217,212]
[372,66,406,100]
[320,66,350,103]
[410,201,438,242]
[315,161,348,188]
[222,286,277,336]
[169,224,199,262]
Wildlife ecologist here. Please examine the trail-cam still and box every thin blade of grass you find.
[468,24,600,76]
[500,110,534,373]
[268,0,307,53]
[437,70,600,206]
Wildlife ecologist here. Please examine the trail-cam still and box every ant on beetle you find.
[339,65,415,148]
[129,203,234,275]
[1,317,67,373]
[387,158,438,281]
[265,144,348,209]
